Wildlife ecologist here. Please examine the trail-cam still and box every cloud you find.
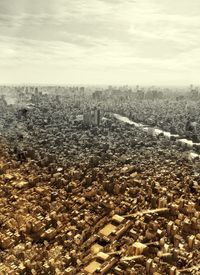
[0,0,200,84]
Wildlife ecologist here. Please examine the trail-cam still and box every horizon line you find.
[0,83,196,87]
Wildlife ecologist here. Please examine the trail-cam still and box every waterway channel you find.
[113,113,200,159]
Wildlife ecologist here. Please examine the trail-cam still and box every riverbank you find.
[113,113,200,159]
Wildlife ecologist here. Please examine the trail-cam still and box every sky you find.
[0,0,200,85]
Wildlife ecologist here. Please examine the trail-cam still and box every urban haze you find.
[0,1,200,275]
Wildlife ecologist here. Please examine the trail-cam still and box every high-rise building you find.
[83,108,101,126]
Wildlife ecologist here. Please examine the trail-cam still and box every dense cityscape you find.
[0,85,199,274]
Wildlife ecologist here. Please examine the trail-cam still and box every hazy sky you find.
[0,0,200,85]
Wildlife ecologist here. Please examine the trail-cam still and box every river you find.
[113,113,200,159]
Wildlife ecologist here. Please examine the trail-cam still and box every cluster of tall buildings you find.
[83,108,101,126]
